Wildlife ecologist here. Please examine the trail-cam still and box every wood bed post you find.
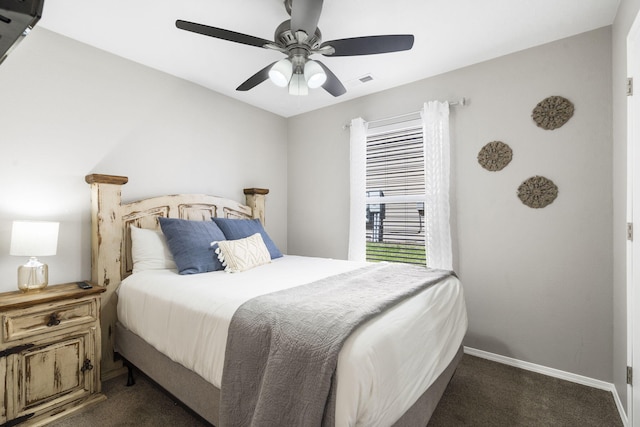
[85,173,128,379]
[85,174,128,286]
[244,188,269,225]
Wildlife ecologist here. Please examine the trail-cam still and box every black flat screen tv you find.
[0,0,44,65]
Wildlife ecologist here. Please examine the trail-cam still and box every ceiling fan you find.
[176,0,414,97]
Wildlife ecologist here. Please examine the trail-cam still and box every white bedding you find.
[117,255,467,427]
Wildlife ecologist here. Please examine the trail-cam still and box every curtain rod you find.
[342,97,466,130]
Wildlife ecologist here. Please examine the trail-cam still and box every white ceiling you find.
[38,0,619,118]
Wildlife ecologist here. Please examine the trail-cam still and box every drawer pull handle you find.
[46,313,61,327]
[81,359,94,373]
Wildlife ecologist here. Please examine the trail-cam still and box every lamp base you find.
[17,257,48,292]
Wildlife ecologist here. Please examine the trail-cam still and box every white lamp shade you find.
[10,220,59,256]
[288,73,309,96]
[304,60,327,89]
[269,58,293,87]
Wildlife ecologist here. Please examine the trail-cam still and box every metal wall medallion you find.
[477,141,513,171]
[517,176,558,208]
[531,96,574,130]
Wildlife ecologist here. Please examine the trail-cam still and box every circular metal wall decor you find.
[531,96,574,130]
[517,176,558,208]
[477,141,513,171]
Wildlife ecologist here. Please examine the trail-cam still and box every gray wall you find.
[288,27,613,381]
[0,28,288,293]
[612,0,640,412]
[0,18,623,390]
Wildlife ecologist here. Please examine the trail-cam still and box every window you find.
[365,120,426,265]
[349,102,452,270]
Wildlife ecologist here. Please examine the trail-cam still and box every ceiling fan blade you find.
[290,0,323,37]
[236,62,277,91]
[176,20,272,49]
[321,34,414,57]
[316,61,346,97]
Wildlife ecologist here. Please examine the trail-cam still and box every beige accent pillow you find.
[213,233,271,273]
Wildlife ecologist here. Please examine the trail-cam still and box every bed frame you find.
[85,173,461,426]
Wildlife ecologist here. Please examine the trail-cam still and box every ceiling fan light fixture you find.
[304,60,327,89]
[268,58,293,87]
[288,73,309,96]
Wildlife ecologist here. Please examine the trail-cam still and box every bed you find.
[85,174,467,427]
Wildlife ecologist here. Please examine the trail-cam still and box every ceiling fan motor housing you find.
[274,20,322,50]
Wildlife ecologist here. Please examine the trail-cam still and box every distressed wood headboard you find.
[85,174,269,378]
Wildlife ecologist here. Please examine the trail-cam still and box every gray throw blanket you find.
[219,262,454,427]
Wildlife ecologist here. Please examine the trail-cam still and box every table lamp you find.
[10,220,59,292]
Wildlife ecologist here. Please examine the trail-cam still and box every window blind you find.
[365,124,426,265]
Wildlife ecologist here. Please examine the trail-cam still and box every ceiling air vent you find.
[0,0,45,65]
[346,74,375,88]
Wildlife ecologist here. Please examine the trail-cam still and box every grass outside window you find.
[366,242,426,265]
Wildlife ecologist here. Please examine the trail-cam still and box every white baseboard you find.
[463,346,628,426]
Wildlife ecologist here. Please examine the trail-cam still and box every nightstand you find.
[0,283,106,426]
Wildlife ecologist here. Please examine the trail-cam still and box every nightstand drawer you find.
[2,298,98,344]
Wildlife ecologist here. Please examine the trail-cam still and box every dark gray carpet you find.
[48,354,623,426]
[428,355,623,427]
[48,372,210,427]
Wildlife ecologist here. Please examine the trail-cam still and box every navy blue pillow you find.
[158,217,226,274]
[212,218,282,259]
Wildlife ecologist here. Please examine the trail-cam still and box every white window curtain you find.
[421,101,453,270]
[348,117,367,261]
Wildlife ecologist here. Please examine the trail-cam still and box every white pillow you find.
[130,226,177,273]
[213,233,271,273]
